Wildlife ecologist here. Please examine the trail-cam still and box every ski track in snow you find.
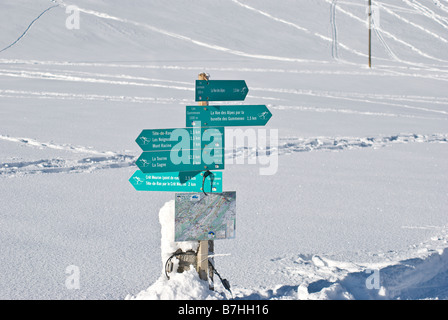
[1,133,446,177]
[1,66,447,118]
[402,0,448,30]
[0,69,193,92]
[0,135,135,176]
[50,0,329,65]
[0,4,59,53]
[231,0,368,61]
[253,87,448,116]
[330,0,339,61]
[2,59,448,83]
[323,0,448,65]
[433,0,448,15]
[378,3,448,44]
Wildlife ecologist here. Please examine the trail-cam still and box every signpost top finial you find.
[198,72,209,81]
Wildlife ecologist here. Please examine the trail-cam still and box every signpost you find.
[186,105,272,127]
[129,72,272,293]
[195,80,249,102]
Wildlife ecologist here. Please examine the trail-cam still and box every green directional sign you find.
[136,148,224,173]
[186,105,272,127]
[129,170,222,192]
[195,80,249,102]
[136,127,224,152]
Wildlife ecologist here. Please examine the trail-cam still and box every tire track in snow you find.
[1,133,446,177]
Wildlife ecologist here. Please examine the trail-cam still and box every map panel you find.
[175,192,236,241]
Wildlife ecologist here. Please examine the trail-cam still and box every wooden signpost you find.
[129,72,272,292]
[196,72,214,288]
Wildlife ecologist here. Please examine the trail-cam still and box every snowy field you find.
[0,0,447,300]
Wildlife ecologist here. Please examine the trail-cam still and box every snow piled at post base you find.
[126,202,448,300]
[126,201,220,300]
[126,268,218,300]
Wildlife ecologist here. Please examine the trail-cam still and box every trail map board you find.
[175,192,236,241]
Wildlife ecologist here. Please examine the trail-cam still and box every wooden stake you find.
[196,72,214,290]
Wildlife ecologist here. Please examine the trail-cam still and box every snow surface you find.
[1,0,448,300]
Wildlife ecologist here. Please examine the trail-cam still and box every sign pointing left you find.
[130,170,222,192]
[136,127,224,152]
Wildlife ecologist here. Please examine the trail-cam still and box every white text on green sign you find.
[129,170,222,192]
[136,126,224,173]
[186,105,272,127]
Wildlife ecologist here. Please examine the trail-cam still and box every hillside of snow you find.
[0,0,447,300]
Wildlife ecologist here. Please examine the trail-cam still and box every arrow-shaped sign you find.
[195,80,249,102]
[136,149,224,173]
[136,127,224,152]
[186,105,272,127]
[129,170,222,192]
[135,126,225,173]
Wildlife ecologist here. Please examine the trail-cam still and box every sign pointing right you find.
[186,105,272,127]
[195,80,249,102]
